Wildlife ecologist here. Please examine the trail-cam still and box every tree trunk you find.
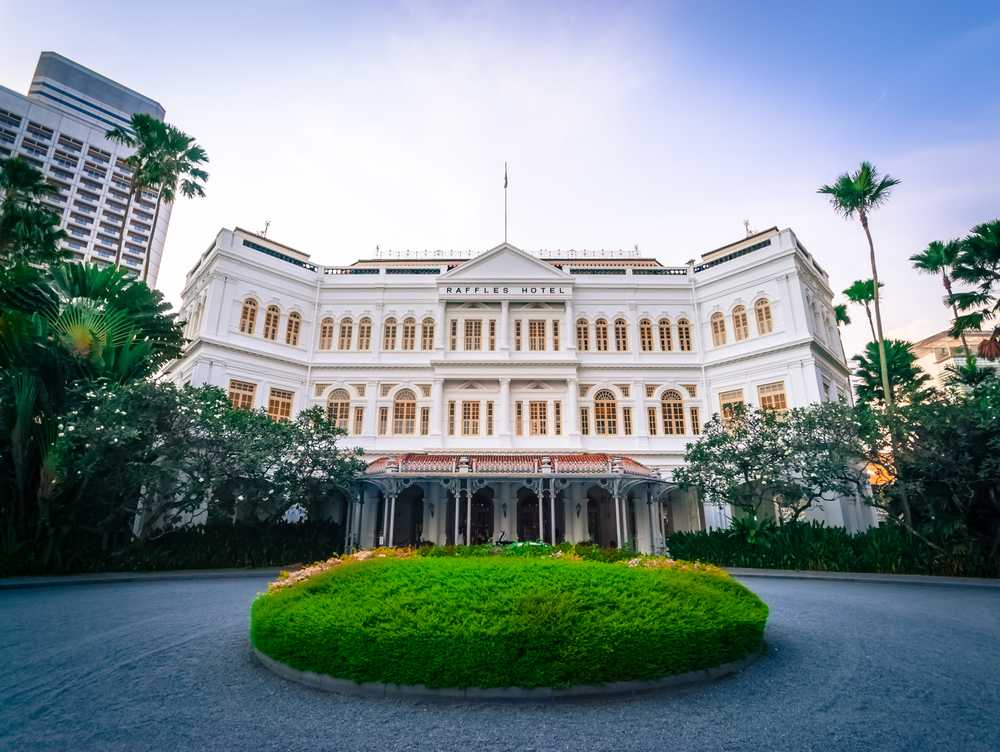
[140,189,163,284]
[943,273,971,356]
[860,213,893,407]
[863,302,876,343]
[113,184,138,269]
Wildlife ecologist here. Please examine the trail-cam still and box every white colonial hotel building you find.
[165,226,876,552]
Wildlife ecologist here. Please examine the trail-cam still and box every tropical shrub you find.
[668,521,998,578]
[251,555,768,689]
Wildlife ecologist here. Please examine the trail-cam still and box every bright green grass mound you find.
[250,557,768,689]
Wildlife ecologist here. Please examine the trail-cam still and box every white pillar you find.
[537,483,544,542]
[499,300,510,352]
[435,301,446,350]
[498,378,511,438]
[613,490,623,548]
[387,493,397,546]
[635,379,648,437]
[565,300,575,352]
[429,379,444,439]
[566,378,579,437]
[549,480,556,544]
[466,482,473,545]
[364,380,378,435]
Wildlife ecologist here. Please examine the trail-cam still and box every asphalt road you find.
[1,575,998,752]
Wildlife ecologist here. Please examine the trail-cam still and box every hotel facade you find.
[165,226,877,552]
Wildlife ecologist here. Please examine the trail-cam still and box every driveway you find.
[1,575,997,751]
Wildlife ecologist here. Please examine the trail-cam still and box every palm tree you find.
[842,279,881,342]
[136,124,208,282]
[105,116,208,282]
[950,219,1000,360]
[942,355,996,389]
[852,339,934,406]
[0,157,66,268]
[819,162,901,406]
[910,239,970,355]
[104,114,166,271]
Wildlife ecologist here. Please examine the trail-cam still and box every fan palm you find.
[852,339,934,406]
[950,219,1000,360]
[819,162,901,405]
[105,116,208,282]
[910,239,970,355]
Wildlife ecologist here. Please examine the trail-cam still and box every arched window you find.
[326,389,350,431]
[593,389,618,435]
[658,318,672,351]
[755,299,773,334]
[639,319,653,352]
[383,317,397,350]
[576,318,590,351]
[710,312,726,347]
[357,317,372,350]
[285,311,301,346]
[392,389,417,435]
[338,318,353,350]
[614,318,629,352]
[661,389,685,435]
[239,299,258,334]
[263,305,280,340]
[595,319,609,351]
[733,305,749,341]
[677,318,692,351]
[318,317,334,350]
[401,317,416,350]
[421,318,435,350]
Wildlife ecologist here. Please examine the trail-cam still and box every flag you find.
[504,163,508,189]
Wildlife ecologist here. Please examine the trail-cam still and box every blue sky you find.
[2,0,998,357]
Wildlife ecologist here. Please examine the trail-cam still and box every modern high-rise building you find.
[0,51,172,285]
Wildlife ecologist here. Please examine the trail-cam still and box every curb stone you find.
[250,644,765,703]
[0,567,286,590]
[727,567,1000,588]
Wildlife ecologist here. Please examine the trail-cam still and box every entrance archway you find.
[516,486,540,541]
[585,485,618,548]
[391,485,424,546]
[469,487,495,544]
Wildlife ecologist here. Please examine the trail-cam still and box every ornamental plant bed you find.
[250,547,768,690]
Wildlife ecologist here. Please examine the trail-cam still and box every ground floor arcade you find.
[342,453,707,554]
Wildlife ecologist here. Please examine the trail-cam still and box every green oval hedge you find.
[250,556,768,689]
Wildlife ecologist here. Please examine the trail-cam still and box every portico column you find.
[453,483,461,544]
[613,489,623,549]
[387,493,397,546]
[465,480,472,545]
[498,378,512,439]
[646,485,656,554]
[549,479,556,545]
[381,493,390,546]
[537,481,545,542]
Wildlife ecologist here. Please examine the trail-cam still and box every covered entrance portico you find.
[346,453,674,554]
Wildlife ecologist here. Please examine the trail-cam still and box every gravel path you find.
[1,575,998,751]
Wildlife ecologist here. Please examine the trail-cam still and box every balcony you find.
[50,167,74,180]
[20,144,48,159]
[83,168,106,181]
[53,155,77,169]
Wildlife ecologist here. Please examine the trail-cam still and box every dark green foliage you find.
[852,339,935,405]
[667,521,999,578]
[251,557,768,689]
[0,156,67,269]
[0,520,343,576]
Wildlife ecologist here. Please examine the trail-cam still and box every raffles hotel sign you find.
[439,284,572,299]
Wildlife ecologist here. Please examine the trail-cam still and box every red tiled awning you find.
[365,453,659,478]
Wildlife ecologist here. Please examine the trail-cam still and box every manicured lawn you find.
[251,555,768,689]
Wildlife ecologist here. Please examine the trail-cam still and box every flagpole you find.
[504,162,508,243]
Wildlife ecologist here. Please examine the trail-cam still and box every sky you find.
[2,0,998,358]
